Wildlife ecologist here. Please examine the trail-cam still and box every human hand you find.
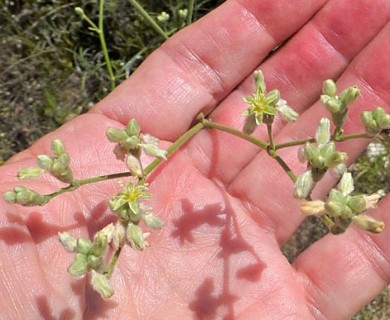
[1,0,390,318]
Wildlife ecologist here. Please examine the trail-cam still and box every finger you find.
[293,194,390,319]
[228,21,390,244]
[185,0,390,185]
[91,0,327,140]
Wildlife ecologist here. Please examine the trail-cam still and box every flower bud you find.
[339,86,359,105]
[3,191,16,203]
[337,172,354,195]
[178,9,188,19]
[17,167,45,180]
[125,119,141,137]
[361,107,390,135]
[322,79,337,97]
[126,153,144,178]
[293,170,314,199]
[363,193,381,209]
[87,254,103,269]
[91,270,114,300]
[144,214,165,229]
[275,99,299,122]
[52,139,66,156]
[75,7,85,17]
[157,11,170,23]
[77,238,92,255]
[321,95,341,114]
[127,223,145,250]
[300,200,326,216]
[352,215,384,233]
[112,222,126,249]
[347,195,366,214]
[315,118,330,145]
[106,127,126,143]
[37,155,53,170]
[58,232,77,252]
[68,253,88,277]
[8,186,48,206]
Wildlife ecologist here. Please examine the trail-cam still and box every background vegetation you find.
[1,0,389,317]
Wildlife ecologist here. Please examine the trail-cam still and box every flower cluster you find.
[106,119,167,177]
[300,172,383,234]
[294,118,347,198]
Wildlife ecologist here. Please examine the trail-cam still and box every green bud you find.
[293,170,314,199]
[57,153,70,167]
[178,8,188,19]
[339,86,359,105]
[75,7,85,17]
[157,11,170,23]
[87,254,103,269]
[112,222,126,249]
[91,270,114,300]
[90,236,108,257]
[50,162,73,184]
[361,107,390,135]
[127,223,145,250]
[337,172,354,196]
[125,119,140,137]
[139,143,167,160]
[275,99,299,122]
[374,107,390,128]
[254,70,266,93]
[68,253,88,277]
[52,139,66,156]
[58,232,77,252]
[77,238,92,255]
[315,118,330,145]
[37,155,53,170]
[325,201,349,218]
[11,186,47,206]
[352,215,384,233]
[347,195,366,214]
[121,136,139,151]
[321,95,342,114]
[144,214,164,229]
[106,127,126,143]
[325,150,347,168]
[17,167,45,180]
[322,79,337,97]
[304,143,321,165]
[3,191,16,203]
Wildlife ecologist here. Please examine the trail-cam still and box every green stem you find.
[105,246,123,278]
[201,119,268,150]
[266,122,275,154]
[187,0,195,25]
[128,0,169,40]
[98,0,115,91]
[273,155,297,182]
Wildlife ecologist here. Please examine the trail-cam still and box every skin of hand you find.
[1,0,390,319]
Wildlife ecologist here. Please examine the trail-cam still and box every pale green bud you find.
[293,170,314,199]
[52,139,66,156]
[50,163,73,184]
[347,195,366,214]
[275,99,299,122]
[68,253,88,277]
[254,70,266,93]
[125,119,141,137]
[17,167,45,180]
[57,153,70,167]
[363,193,381,209]
[321,95,341,114]
[122,136,139,151]
[322,79,337,97]
[304,143,321,165]
[90,235,108,257]
[157,11,170,23]
[178,9,188,19]
[75,7,85,17]
[77,238,92,255]
[339,86,359,105]
[106,127,126,143]
[125,153,144,178]
[325,150,347,168]
[352,215,384,233]
[127,223,145,250]
[374,107,390,128]
[112,222,126,249]
[8,186,48,206]
[325,201,351,218]
[315,118,330,145]
[144,214,164,229]
[91,270,114,300]
[3,191,16,203]
[87,254,103,270]
[361,107,390,135]
[337,172,354,195]
[58,232,77,252]
[243,113,257,135]
[37,155,53,170]
[139,143,167,160]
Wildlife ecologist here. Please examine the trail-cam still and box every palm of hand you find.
[1,0,390,319]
